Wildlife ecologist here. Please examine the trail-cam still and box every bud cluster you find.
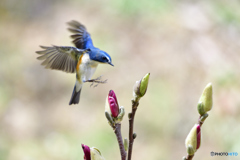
[105,90,125,128]
[184,83,213,158]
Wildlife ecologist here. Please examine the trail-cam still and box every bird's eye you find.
[102,56,107,60]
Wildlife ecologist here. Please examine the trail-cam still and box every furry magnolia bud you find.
[133,73,150,99]
[185,124,201,153]
[198,83,213,114]
[124,138,128,152]
[116,106,125,123]
[90,147,105,160]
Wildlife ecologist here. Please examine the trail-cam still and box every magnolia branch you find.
[114,123,126,160]
[127,100,139,160]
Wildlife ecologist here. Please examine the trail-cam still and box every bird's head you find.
[89,48,113,66]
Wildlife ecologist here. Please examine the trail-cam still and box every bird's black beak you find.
[108,62,114,66]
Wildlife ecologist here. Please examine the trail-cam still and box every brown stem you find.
[127,100,139,160]
[114,123,126,160]
[198,116,203,127]
[185,154,194,160]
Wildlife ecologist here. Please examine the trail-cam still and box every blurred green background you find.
[0,0,240,160]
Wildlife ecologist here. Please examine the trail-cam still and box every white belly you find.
[78,54,99,82]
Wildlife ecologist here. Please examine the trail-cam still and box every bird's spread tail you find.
[69,84,82,105]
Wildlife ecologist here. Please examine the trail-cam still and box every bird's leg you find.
[83,75,108,87]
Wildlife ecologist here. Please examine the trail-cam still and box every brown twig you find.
[114,123,126,160]
[198,116,203,127]
[185,154,194,160]
[127,100,139,160]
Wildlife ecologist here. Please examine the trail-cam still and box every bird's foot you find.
[84,76,108,88]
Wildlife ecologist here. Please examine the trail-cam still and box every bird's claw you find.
[84,76,108,87]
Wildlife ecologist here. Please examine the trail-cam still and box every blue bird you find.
[36,20,113,105]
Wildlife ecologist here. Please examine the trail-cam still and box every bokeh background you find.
[0,0,240,160]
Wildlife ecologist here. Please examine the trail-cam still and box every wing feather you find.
[36,45,78,73]
[67,20,90,49]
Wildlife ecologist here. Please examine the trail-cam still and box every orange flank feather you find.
[76,54,84,82]
[76,54,84,71]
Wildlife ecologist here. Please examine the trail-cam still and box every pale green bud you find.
[200,113,208,122]
[133,73,150,99]
[116,106,125,123]
[140,73,150,96]
[185,124,201,153]
[90,147,105,160]
[105,111,115,128]
[186,145,195,156]
[199,83,213,113]
[124,138,128,151]
[197,102,205,116]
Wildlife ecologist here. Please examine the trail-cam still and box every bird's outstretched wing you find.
[36,45,80,73]
[67,20,93,49]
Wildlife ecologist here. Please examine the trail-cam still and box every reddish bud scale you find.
[108,90,119,118]
[109,90,118,104]
[196,125,201,149]
[82,144,91,160]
